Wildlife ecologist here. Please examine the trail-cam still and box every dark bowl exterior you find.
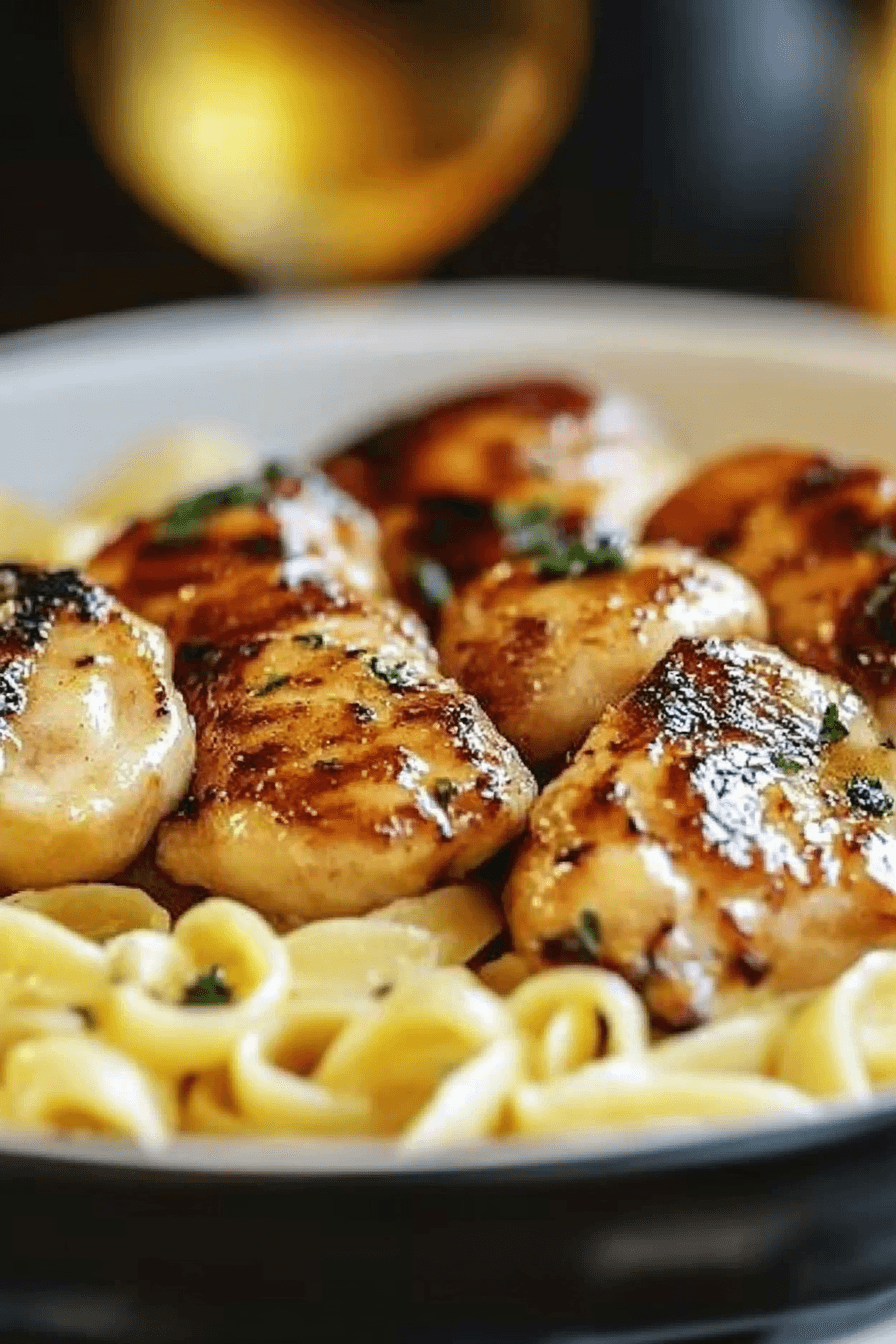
[3,1105,896,1344]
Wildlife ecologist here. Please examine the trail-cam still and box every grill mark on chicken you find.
[89,469,387,641]
[92,470,535,924]
[324,378,685,627]
[505,636,896,1029]
[0,566,194,891]
[643,447,896,734]
[327,380,595,509]
[0,566,114,735]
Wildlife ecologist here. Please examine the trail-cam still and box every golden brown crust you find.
[89,470,388,642]
[439,543,767,768]
[505,636,896,1029]
[643,446,827,555]
[324,378,684,625]
[90,468,536,924]
[643,447,896,735]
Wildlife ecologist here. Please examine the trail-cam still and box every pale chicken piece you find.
[325,378,687,626]
[439,541,767,768]
[645,447,896,735]
[505,636,896,1030]
[0,565,194,890]
[156,589,536,925]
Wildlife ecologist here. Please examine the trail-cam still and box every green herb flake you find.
[492,500,556,534]
[771,752,803,776]
[183,966,232,1007]
[414,557,454,607]
[846,775,894,818]
[255,674,290,697]
[534,538,626,580]
[578,909,602,960]
[295,631,326,649]
[262,460,288,486]
[432,777,459,807]
[492,500,560,556]
[820,703,849,746]
[368,656,419,691]
[156,463,291,544]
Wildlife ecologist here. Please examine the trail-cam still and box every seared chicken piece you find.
[91,468,536,926]
[157,591,534,924]
[505,636,896,1029]
[325,379,686,626]
[439,541,767,768]
[643,446,828,555]
[645,447,896,734]
[90,467,388,644]
[0,565,194,890]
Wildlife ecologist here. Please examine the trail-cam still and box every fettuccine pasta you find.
[0,882,893,1149]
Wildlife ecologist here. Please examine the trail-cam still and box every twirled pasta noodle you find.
[0,884,894,1147]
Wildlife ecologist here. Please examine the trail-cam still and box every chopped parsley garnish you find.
[863,523,896,557]
[295,631,325,648]
[846,775,894,818]
[492,499,626,579]
[820,703,848,746]
[414,557,453,606]
[578,909,602,960]
[183,966,232,1007]
[255,674,290,697]
[262,460,288,486]
[368,656,419,691]
[771,752,803,775]
[492,500,558,553]
[533,538,626,580]
[156,461,288,543]
[432,777,459,807]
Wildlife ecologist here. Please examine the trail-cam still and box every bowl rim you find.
[2,279,896,392]
[2,280,896,1178]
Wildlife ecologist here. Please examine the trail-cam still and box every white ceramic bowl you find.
[1,281,895,509]
[4,284,896,1344]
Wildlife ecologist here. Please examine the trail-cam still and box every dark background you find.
[0,0,868,336]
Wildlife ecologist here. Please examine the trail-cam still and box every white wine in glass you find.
[71,0,590,285]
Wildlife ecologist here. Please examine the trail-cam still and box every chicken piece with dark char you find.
[505,635,896,1030]
[324,378,686,627]
[90,465,536,927]
[644,446,896,735]
[0,564,194,891]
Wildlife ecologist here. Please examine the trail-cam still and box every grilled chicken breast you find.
[0,565,194,890]
[439,541,767,768]
[505,636,896,1029]
[90,468,388,643]
[644,447,896,735]
[325,379,686,626]
[91,468,536,925]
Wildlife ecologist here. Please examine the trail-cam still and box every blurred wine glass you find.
[70,0,590,287]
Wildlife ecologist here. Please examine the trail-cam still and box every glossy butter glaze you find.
[91,470,535,925]
[506,636,896,1028]
[0,564,194,889]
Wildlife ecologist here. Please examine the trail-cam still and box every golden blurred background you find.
[3,1,896,326]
